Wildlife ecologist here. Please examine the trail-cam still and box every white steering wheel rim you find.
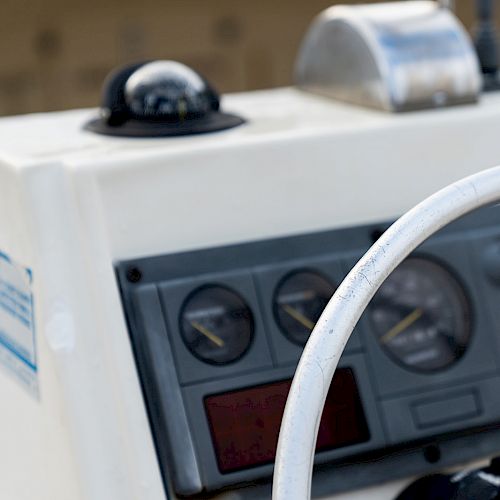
[273,165,500,500]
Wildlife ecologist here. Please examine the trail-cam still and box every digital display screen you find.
[204,368,369,473]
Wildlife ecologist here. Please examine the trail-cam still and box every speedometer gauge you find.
[369,257,472,373]
[180,285,254,365]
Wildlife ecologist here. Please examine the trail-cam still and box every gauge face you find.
[274,270,336,345]
[370,257,472,373]
[180,286,254,365]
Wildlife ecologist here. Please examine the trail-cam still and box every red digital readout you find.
[204,368,369,474]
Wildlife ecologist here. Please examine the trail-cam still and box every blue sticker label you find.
[0,251,37,398]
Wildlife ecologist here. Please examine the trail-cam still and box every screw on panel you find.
[126,266,142,283]
[423,444,441,464]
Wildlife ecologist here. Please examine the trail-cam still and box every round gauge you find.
[370,257,472,373]
[180,285,254,365]
[274,270,336,345]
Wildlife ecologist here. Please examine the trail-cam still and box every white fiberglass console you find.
[1,85,500,500]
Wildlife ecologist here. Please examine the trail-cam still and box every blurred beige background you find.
[0,0,494,116]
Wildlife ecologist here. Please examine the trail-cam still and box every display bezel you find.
[204,367,370,474]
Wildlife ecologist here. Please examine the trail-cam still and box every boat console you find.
[1,2,500,499]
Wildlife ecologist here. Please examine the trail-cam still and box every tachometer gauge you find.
[369,257,472,373]
[180,285,254,364]
[274,270,336,345]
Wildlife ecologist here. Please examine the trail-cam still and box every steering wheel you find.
[272,165,500,500]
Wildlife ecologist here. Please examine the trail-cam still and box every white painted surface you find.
[0,87,499,499]
[0,163,83,500]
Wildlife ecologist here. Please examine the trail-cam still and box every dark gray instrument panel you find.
[116,205,500,499]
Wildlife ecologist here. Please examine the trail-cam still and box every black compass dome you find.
[85,60,245,137]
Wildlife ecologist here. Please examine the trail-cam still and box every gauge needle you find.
[380,308,423,344]
[190,321,225,348]
[282,304,315,331]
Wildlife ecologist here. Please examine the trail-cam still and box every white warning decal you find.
[0,251,38,398]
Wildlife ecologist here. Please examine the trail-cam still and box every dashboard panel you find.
[117,204,500,498]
